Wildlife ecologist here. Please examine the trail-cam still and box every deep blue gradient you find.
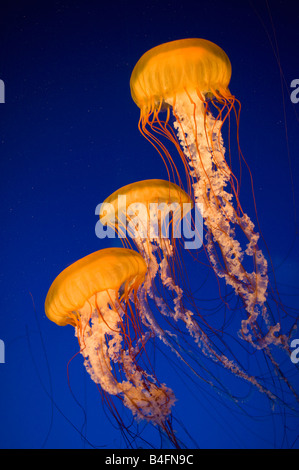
[0,0,298,449]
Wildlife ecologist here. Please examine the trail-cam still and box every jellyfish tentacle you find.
[168,91,286,351]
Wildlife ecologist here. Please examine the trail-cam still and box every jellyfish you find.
[129,39,295,353]
[99,179,199,344]
[99,179,276,401]
[98,178,193,313]
[45,247,180,448]
[129,39,299,406]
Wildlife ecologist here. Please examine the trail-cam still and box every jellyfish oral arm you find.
[75,291,175,425]
[166,91,285,349]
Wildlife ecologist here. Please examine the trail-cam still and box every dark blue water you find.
[0,0,298,449]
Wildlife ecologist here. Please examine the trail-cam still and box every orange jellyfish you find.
[130,39,290,353]
[129,40,299,409]
[98,179,194,304]
[99,179,198,344]
[98,179,274,399]
[45,247,179,448]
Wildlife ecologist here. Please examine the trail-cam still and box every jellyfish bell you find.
[130,38,232,113]
[45,247,179,447]
[45,248,147,326]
